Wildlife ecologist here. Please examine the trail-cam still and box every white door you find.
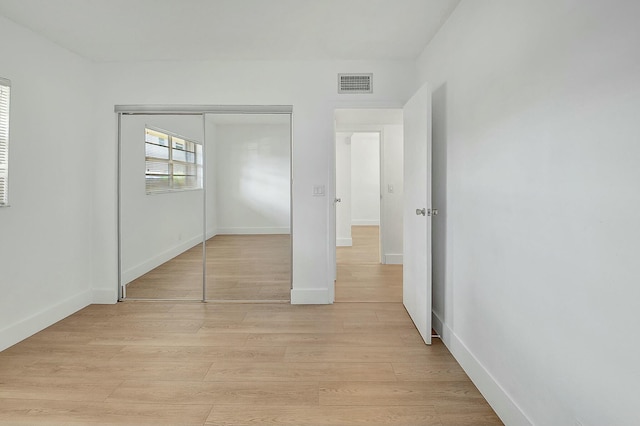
[403,83,432,345]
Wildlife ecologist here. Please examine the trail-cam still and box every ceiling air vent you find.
[338,73,373,94]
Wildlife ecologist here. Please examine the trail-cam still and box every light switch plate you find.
[313,185,325,196]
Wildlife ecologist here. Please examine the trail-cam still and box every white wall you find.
[119,115,204,284]
[0,16,95,350]
[381,124,403,263]
[91,60,417,304]
[418,1,640,425]
[335,132,352,246]
[214,122,290,234]
[350,133,380,226]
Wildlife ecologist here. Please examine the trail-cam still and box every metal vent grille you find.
[338,73,373,94]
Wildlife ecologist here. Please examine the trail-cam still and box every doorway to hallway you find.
[333,109,404,303]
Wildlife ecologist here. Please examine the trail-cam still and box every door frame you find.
[115,104,294,302]
[328,103,405,303]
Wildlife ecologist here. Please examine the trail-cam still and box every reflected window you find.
[145,127,202,193]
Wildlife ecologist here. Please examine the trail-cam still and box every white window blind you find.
[0,78,10,207]
[145,127,202,194]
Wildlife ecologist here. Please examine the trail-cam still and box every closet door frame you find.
[116,105,294,302]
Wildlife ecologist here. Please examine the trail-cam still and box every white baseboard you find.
[291,288,332,304]
[0,290,92,351]
[337,238,353,247]
[351,220,380,226]
[217,227,290,235]
[432,310,444,336]
[122,234,204,284]
[436,312,533,426]
[384,253,403,264]
[92,288,118,304]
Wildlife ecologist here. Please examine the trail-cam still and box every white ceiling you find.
[0,0,460,62]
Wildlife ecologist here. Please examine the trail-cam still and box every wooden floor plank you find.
[0,342,125,362]
[0,399,212,425]
[206,405,442,426]
[106,380,319,406]
[197,320,345,334]
[319,381,489,407]
[284,344,449,363]
[109,345,286,363]
[245,331,414,347]
[0,377,122,402]
[392,361,471,382]
[0,359,212,381]
[88,331,249,347]
[203,362,397,382]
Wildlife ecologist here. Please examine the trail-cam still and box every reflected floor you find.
[125,234,291,301]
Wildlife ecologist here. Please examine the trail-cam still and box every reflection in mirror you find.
[120,114,205,300]
[204,113,291,301]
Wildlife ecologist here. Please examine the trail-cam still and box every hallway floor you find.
[336,226,402,302]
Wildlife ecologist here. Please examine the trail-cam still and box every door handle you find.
[416,208,438,217]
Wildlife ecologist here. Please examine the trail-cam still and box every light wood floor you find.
[336,226,402,302]
[0,227,502,425]
[126,234,291,301]
[0,302,502,425]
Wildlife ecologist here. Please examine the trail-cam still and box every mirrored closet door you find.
[204,113,292,301]
[118,107,292,302]
[119,114,205,300]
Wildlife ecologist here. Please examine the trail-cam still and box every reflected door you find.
[119,114,205,300]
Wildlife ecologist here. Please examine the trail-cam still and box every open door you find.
[403,83,432,344]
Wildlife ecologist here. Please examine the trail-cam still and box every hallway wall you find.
[350,133,380,226]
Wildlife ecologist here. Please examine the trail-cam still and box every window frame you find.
[0,77,10,207]
[144,126,203,195]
